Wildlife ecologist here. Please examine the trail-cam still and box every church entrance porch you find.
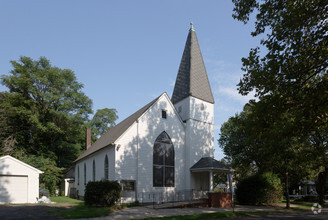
[190,157,234,208]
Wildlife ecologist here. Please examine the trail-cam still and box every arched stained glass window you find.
[93,159,96,181]
[77,166,80,185]
[84,163,86,185]
[153,131,174,187]
[104,155,109,180]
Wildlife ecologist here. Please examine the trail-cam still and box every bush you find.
[84,180,122,206]
[294,195,318,202]
[235,172,283,205]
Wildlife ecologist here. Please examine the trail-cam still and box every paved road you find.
[0,204,327,220]
[0,204,63,220]
[89,206,328,220]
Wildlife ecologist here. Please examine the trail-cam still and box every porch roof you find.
[190,157,234,173]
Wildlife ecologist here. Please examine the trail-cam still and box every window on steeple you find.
[200,103,205,110]
[153,131,174,187]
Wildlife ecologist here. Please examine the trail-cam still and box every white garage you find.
[0,155,43,204]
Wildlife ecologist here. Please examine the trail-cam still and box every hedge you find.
[84,180,122,206]
[235,172,283,205]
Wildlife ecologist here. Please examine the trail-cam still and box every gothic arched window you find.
[153,131,175,187]
[77,166,80,185]
[84,163,86,185]
[92,159,96,181]
[104,155,109,180]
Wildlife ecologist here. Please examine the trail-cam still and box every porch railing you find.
[120,189,209,205]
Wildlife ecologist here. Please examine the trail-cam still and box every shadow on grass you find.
[49,205,115,219]
[48,196,139,219]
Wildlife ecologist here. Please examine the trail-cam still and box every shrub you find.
[84,180,122,206]
[235,172,283,205]
[294,195,318,202]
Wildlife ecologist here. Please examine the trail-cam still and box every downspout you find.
[136,119,139,202]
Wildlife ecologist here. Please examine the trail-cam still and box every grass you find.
[143,211,277,220]
[48,196,140,219]
[279,200,313,210]
[290,205,312,211]
[49,196,83,205]
[49,205,118,219]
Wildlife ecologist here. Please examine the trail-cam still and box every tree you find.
[91,108,118,138]
[219,101,314,208]
[0,56,93,193]
[232,0,328,205]
[21,155,64,195]
[219,105,258,179]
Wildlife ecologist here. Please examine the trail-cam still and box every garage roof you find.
[0,155,43,174]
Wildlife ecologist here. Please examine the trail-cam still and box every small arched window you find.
[77,166,80,185]
[84,163,86,185]
[153,131,174,187]
[92,160,96,181]
[104,155,109,180]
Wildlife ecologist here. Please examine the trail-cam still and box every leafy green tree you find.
[0,56,94,193]
[1,56,93,168]
[21,155,64,195]
[219,101,314,208]
[308,126,328,204]
[231,0,328,205]
[91,108,118,138]
[219,105,258,179]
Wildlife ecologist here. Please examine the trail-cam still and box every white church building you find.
[74,24,233,203]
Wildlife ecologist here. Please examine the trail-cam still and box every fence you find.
[120,189,209,205]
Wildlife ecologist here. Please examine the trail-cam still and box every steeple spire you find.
[171,24,214,104]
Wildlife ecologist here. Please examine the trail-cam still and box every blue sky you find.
[0,1,260,159]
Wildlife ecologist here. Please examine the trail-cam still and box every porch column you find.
[227,173,234,205]
[209,170,213,192]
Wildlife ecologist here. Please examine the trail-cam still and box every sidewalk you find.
[83,205,281,220]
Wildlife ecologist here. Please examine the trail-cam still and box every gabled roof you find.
[0,155,43,174]
[190,157,233,173]
[74,95,161,163]
[172,23,214,104]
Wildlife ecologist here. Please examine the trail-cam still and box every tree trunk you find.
[316,167,327,205]
[285,172,290,209]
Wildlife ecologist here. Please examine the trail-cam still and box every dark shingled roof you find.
[74,95,160,163]
[171,25,214,104]
[190,157,233,172]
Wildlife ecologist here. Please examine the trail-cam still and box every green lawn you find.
[48,196,139,219]
[49,196,84,205]
[279,201,313,210]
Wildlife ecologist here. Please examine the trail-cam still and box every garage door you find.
[0,175,28,203]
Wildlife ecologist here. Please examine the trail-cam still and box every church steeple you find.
[171,23,214,104]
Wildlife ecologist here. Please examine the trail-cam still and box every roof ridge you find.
[74,94,162,163]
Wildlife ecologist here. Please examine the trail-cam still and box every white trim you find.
[162,92,186,126]
[115,92,185,144]
[0,155,43,174]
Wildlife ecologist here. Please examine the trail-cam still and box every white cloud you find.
[218,86,257,104]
